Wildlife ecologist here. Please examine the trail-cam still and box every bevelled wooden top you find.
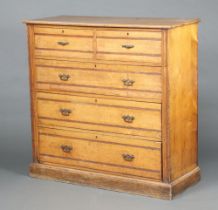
[24,15,199,29]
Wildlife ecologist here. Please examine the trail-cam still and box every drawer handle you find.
[57,41,69,46]
[59,73,70,81]
[61,145,73,153]
[122,115,135,123]
[122,79,135,86]
[60,108,72,116]
[122,153,135,162]
[122,44,134,49]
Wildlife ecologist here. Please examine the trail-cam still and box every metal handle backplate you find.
[57,41,69,46]
[61,145,73,153]
[122,153,135,161]
[59,73,70,81]
[122,79,135,86]
[122,44,134,49]
[122,115,135,123]
[60,108,72,116]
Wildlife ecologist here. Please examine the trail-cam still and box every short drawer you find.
[35,34,93,59]
[38,127,162,180]
[37,92,161,141]
[96,30,162,64]
[35,60,162,102]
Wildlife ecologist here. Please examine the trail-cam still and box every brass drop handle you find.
[59,73,70,81]
[57,41,69,46]
[122,79,135,86]
[60,108,72,116]
[122,153,135,162]
[122,44,134,49]
[61,145,73,153]
[122,115,135,123]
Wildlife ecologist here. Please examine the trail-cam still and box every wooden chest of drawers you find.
[25,16,200,199]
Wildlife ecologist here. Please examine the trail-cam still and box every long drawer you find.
[37,92,161,140]
[38,127,162,180]
[35,60,162,102]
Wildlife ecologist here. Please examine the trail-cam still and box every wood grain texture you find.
[25,17,200,199]
[34,34,93,60]
[35,55,163,67]
[27,25,39,162]
[37,83,161,103]
[96,29,162,39]
[35,57,162,73]
[36,92,161,139]
[35,49,93,60]
[167,24,198,181]
[36,64,162,101]
[24,16,199,29]
[35,35,93,51]
[96,37,162,64]
[35,58,162,102]
[34,26,163,64]
[38,128,162,179]
[34,26,94,36]
[29,163,200,200]
[96,53,161,65]
[36,66,161,91]
[96,38,161,54]
[39,126,161,148]
[161,30,170,182]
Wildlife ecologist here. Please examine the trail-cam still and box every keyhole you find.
[127,32,129,36]
[95,99,98,103]
[62,30,64,33]
[95,136,98,139]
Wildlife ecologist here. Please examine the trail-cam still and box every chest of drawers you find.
[25,16,200,199]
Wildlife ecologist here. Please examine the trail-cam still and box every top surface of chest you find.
[24,15,199,29]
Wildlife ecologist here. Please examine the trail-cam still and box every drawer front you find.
[35,35,93,59]
[36,64,162,102]
[37,92,161,140]
[38,127,162,180]
[96,30,162,64]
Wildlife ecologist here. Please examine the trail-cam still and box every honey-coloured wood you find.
[25,16,200,199]
[27,24,39,162]
[96,29,162,39]
[166,24,199,181]
[35,34,94,60]
[30,163,200,200]
[38,127,162,180]
[34,26,94,36]
[36,63,162,101]
[39,126,161,149]
[24,15,199,29]
[35,35,93,51]
[96,36,162,64]
[36,92,161,139]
